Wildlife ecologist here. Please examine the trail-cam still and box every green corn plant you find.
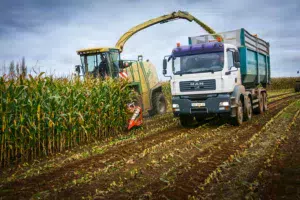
[0,74,132,168]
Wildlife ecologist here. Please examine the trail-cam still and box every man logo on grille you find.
[190,82,204,86]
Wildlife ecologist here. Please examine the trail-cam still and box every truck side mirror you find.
[163,59,167,70]
[163,59,168,75]
[234,62,241,68]
[234,51,240,63]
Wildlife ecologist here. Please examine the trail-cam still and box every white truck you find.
[163,29,270,126]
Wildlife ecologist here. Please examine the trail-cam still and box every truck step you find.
[252,104,259,108]
[253,99,259,103]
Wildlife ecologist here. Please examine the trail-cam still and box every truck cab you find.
[164,29,270,126]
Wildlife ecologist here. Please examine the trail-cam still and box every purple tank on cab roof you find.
[172,42,224,57]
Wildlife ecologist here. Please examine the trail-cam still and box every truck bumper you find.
[172,94,232,117]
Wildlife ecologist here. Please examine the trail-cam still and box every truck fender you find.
[231,85,246,105]
[230,85,246,117]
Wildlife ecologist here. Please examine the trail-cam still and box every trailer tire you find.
[254,94,264,114]
[180,115,194,127]
[152,92,167,115]
[232,101,243,126]
[263,93,268,111]
[244,96,252,121]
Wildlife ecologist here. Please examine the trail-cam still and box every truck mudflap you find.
[172,94,233,116]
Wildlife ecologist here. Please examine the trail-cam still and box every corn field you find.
[0,74,132,167]
[267,77,300,90]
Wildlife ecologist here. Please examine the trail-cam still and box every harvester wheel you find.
[179,115,194,127]
[152,92,167,115]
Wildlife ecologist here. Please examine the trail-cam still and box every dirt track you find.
[0,93,299,200]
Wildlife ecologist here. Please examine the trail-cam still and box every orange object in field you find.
[127,104,143,130]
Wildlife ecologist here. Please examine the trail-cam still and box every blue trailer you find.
[163,29,271,126]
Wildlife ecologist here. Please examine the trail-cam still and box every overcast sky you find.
[1,0,299,79]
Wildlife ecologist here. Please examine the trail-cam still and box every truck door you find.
[225,49,240,89]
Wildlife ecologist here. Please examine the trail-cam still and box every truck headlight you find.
[219,101,229,106]
[172,104,179,108]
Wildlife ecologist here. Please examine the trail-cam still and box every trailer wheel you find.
[263,93,268,111]
[232,101,243,126]
[244,96,252,121]
[254,94,264,114]
[151,92,167,115]
[180,115,194,127]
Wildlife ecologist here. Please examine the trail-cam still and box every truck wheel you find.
[152,92,167,115]
[243,97,252,121]
[263,93,268,111]
[254,94,264,114]
[232,101,243,126]
[180,115,194,127]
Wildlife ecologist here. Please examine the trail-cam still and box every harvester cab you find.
[76,47,129,78]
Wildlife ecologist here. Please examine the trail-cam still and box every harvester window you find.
[110,50,120,78]
[80,53,109,78]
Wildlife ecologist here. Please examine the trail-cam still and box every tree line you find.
[1,57,27,78]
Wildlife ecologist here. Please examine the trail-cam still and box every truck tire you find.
[263,93,268,111]
[152,92,167,115]
[232,100,243,126]
[254,94,264,114]
[244,96,252,121]
[180,115,194,127]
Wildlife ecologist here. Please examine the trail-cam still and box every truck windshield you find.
[173,52,224,75]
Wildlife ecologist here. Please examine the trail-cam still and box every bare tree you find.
[21,57,27,76]
[16,62,20,76]
[9,61,15,78]
[1,61,6,76]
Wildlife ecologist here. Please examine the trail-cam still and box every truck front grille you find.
[179,79,216,92]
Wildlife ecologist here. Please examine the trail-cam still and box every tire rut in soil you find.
[122,97,300,200]
[53,96,299,199]
[1,124,182,198]
[45,119,226,198]
[1,95,299,199]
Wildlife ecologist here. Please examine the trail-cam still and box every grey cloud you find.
[0,0,300,78]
